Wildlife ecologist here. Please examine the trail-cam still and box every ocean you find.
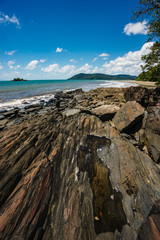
[0,79,137,110]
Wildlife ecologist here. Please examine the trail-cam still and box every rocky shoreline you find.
[0,86,160,240]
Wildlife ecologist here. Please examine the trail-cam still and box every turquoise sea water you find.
[0,79,137,110]
[0,79,136,102]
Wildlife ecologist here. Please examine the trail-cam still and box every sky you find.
[0,0,153,80]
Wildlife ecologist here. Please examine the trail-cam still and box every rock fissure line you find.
[0,87,160,239]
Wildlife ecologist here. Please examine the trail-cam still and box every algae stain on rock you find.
[77,134,127,235]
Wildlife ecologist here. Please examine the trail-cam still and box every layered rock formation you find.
[0,87,160,240]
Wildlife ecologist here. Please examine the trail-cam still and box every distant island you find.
[68,73,137,80]
[12,78,27,82]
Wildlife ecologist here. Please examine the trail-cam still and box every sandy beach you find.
[122,80,156,88]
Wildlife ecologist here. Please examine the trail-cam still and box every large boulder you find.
[91,105,120,121]
[112,101,144,133]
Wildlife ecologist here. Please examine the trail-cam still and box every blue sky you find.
[0,0,153,80]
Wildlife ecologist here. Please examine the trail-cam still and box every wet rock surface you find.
[0,86,160,240]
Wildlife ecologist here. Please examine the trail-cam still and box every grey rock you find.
[3,110,16,118]
[113,101,144,133]
[0,115,5,120]
[63,108,80,117]
[96,232,114,240]
[144,107,160,163]
[0,109,7,114]
[91,104,120,121]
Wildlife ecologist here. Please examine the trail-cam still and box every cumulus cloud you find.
[5,50,16,56]
[8,62,20,70]
[0,63,3,70]
[32,43,154,78]
[56,47,63,53]
[124,20,148,35]
[0,12,20,28]
[78,63,92,73]
[99,53,109,58]
[70,59,77,63]
[25,60,39,70]
[41,64,60,72]
[40,59,46,63]
[60,65,76,73]
[7,60,21,70]
[42,64,76,74]
[102,42,154,75]
[41,63,93,76]
[11,65,21,70]
[8,61,15,67]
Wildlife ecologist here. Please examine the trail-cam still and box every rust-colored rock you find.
[0,87,160,240]
[112,101,144,133]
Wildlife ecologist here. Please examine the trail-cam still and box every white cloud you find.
[41,64,59,72]
[5,50,16,56]
[0,63,3,70]
[40,59,46,63]
[25,60,39,70]
[99,53,109,58]
[124,20,148,36]
[61,65,76,73]
[0,12,20,28]
[102,42,154,75]
[70,59,77,63]
[56,47,63,53]
[93,57,98,62]
[8,60,15,66]
[13,65,21,70]
[78,63,92,73]
[7,61,21,70]
[41,63,93,76]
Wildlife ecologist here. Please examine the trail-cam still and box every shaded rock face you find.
[0,87,160,240]
[90,105,120,121]
[144,107,160,163]
[137,200,160,240]
[112,101,144,133]
[124,86,160,107]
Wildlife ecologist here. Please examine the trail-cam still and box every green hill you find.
[68,73,137,80]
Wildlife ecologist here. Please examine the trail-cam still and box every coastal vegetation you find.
[134,0,160,84]
[69,73,137,80]
[12,78,27,81]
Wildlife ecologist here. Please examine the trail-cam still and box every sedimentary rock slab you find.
[113,101,144,132]
[91,104,120,121]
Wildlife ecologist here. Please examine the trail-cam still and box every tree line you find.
[134,0,160,84]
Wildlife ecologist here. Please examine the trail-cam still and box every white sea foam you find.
[99,81,137,88]
[0,80,137,111]
[0,94,55,111]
